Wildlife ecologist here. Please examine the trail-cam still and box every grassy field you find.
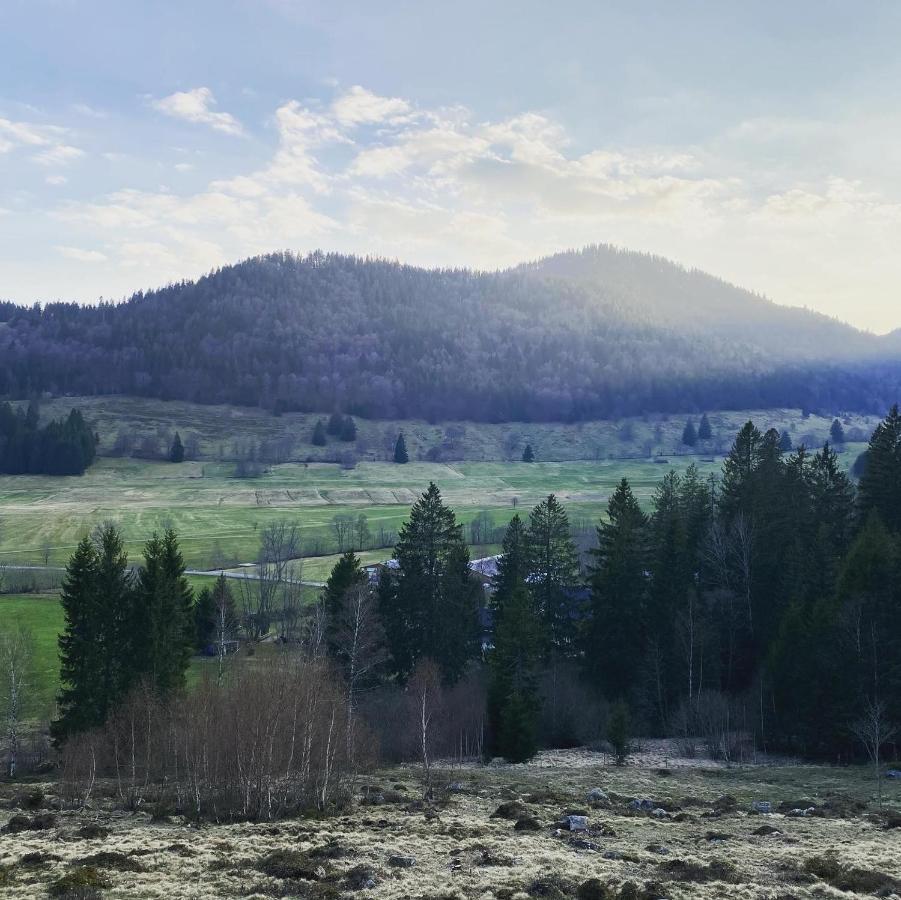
[28,395,876,465]
[0,449,865,570]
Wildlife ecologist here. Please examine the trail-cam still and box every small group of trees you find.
[682,413,713,447]
[52,525,195,744]
[0,402,97,476]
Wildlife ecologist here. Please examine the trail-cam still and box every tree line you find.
[43,407,901,782]
[0,401,97,475]
[3,251,900,422]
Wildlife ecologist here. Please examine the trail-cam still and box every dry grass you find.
[1,747,899,899]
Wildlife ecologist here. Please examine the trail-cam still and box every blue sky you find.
[2,0,901,332]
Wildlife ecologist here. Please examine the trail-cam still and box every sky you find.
[2,1,901,333]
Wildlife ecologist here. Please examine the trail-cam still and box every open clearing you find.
[1,747,899,899]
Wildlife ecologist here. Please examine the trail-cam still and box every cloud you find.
[35,144,85,166]
[46,174,68,185]
[152,87,244,136]
[330,85,412,127]
[57,245,107,262]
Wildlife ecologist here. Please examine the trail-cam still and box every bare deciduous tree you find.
[852,697,897,807]
[408,659,443,798]
[354,514,370,552]
[332,514,354,552]
[1,626,33,778]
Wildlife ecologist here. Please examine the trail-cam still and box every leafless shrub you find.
[59,656,373,821]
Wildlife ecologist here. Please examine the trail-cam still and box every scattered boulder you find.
[750,801,772,814]
[388,854,416,868]
[704,831,730,843]
[650,808,669,819]
[570,838,602,852]
[562,814,589,832]
[629,799,655,812]
[645,844,669,855]
[786,807,816,818]
[752,824,781,836]
[586,788,609,804]
[886,769,901,779]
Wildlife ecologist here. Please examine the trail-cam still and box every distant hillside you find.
[0,247,898,421]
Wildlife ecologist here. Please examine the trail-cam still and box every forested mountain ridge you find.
[0,247,899,422]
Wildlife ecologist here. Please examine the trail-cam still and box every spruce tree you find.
[586,478,647,700]
[525,494,579,656]
[132,529,195,699]
[857,405,901,533]
[340,416,357,442]
[382,482,478,682]
[327,411,344,436]
[779,429,793,452]
[522,444,535,462]
[698,413,712,442]
[492,514,529,627]
[682,420,698,447]
[393,431,409,463]
[169,432,185,463]
[194,587,216,650]
[488,583,541,762]
[323,550,367,658]
[830,418,846,445]
[53,526,131,744]
[312,419,327,446]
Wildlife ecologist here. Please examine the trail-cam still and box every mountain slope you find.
[0,247,898,421]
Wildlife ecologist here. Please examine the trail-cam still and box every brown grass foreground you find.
[1,745,900,899]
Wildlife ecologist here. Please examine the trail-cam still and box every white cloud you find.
[331,85,412,127]
[46,174,68,185]
[35,144,84,167]
[57,245,107,262]
[152,87,244,136]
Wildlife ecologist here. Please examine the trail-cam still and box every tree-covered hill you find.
[1,247,898,421]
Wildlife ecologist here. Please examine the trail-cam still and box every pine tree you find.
[698,413,712,442]
[169,432,185,463]
[53,526,131,744]
[327,411,344,436]
[312,419,327,446]
[586,478,647,700]
[492,514,529,627]
[194,587,216,650]
[525,494,579,656]
[393,431,409,463]
[830,418,846,445]
[857,405,901,533]
[488,583,541,762]
[323,550,367,658]
[719,421,764,521]
[382,482,478,682]
[779,429,793,452]
[340,416,357,442]
[131,529,195,699]
[522,444,535,462]
[682,420,698,447]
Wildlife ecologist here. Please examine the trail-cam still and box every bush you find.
[48,867,110,899]
[607,701,631,765]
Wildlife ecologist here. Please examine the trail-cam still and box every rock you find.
[388,854,416,868]
[713,795,738,813]
[570,838,602,852]
[514,816,542,831]
[586,788,609,803]
[646,843,670,855]
[629,798,656,811]
[447,781,466,792]
[786,807,816,818]
[752,824,781,836]
[705,831,730,842]
[885,770,901,779]
[750,801,772,814]
[602,850,622,860]
[562,814,589,832]
[651,808,669,818]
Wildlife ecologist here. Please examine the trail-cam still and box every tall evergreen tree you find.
[339,416,357,442]
[323,550,367,658]
[169,431,185,463]
[586,479,647,701]
[779,429,793,452]
[857,405,901,533]
[488,583,541,762]
[312,419,327,446]
[393,431,409,464]
[830,418,846,445]
[525,494,579,656]
[131,529,194,699]
[492,514,529,627]
[682,419,698,447]
[327,411,344,436]
[698,413,712,442]
[381,483,479,682]
[522,443,535,462]
[53,526,131,744]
